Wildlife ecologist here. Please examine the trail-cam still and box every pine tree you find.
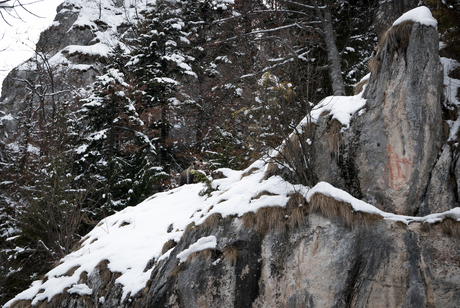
[75,46,166,218]
[129,0,198,169]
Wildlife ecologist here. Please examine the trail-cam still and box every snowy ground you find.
[4,5,460,307]
[5,86,460,307]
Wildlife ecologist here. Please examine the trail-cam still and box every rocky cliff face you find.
[313,20,451,217]
[6,11,460,308]
[8,199,460,308]
[5,6,460,308]
[0,0,137,139]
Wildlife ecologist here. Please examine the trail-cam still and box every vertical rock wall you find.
[314,21,446,216]
[358,22,444,215]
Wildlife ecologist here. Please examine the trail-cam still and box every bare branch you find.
[0,0,43,25]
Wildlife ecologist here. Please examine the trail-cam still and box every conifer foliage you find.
[3,0,459,305]
[75,49,166,218]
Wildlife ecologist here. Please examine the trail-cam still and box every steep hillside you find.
[4,160,460,307]
[2,2,460,307]
[5,7,460,305]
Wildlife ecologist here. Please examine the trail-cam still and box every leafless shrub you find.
[263,121,317,186]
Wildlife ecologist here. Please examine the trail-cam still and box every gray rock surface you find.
[0,0,131,141]
[9,211,460,308]
[5,6,460,308]
[314,22,446,216]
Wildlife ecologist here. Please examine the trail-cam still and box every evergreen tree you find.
[75,47,166,218]
[129,0,197,169]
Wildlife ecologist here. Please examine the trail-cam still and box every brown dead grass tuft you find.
[201,213,223,231]
[72,235,90,252]
[255,206,287,235]
[161,239,178,254]
[326,120,343,154]
[169,264,185,278]
[241,212,257,230]
[9,300,33,308]
[309,193,382,228]
[369,20,414,75]
[119,221,131,227]
[353,78,369,95]
[223,245,240,266]
[242,167,260,178]
[286,192,309,228]
[264,162,279,180]
[187,248,214,264]
[420,218,460,238]
[63,265,80,277]
[252,190,278,200]
[289,207,308,229]
[79,271,88,284]
[184,222,196,235]
[440,217,460,238]
[286,192,307,210]
[95,260,112,287]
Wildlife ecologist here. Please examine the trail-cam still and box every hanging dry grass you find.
[440,218,460,237]
[369,20,414,75]
[186,248,214,264]
[183,222,196,235]
[309,193,382,228]
[241,167,260,179]
[222,245,240,266]
[201,213,223,231]
[286,192,309,228]
[169,264,185,278]
[255,206,287,236]
[263,161,279,180]
[286,192,307,210]
[161,239,178,254]
[241,211,257,230]
[95,260,113,287]
[289,207,308,229]
[251,190,278,200]
[9,300,33,308]
[353,78,369,95]
[62,265,80,277]
[326,120,343,154]
[79,271,88,284]
[422,217,460,238]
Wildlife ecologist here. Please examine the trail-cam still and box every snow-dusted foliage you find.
[5,157,460,306]
[2,1,460,306]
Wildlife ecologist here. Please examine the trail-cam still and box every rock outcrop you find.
[313,19,448,216]
[0,0,137,140]
[5,5,460,308]
[7,201,460,308]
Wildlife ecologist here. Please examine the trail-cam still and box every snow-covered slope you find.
[4,5,460,307]
[6,117,460,307]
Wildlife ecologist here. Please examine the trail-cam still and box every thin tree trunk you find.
[314,0,346,96]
